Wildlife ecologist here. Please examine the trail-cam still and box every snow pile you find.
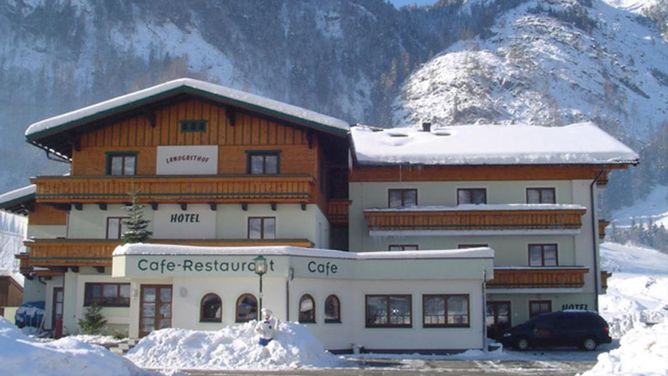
[0,317,152,376]
[126,321,341,370]
[599,242,668,338]
[580,320,668,376]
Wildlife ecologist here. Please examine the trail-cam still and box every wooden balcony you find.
[601,270,612,291]
[364,206,587,233]
[326,199,350,225]
[598,219,610,240]
[21,238,314,270]
[31,175,316,204]
[488,267,589,289]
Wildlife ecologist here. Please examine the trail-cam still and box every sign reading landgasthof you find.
[156,145,218,175]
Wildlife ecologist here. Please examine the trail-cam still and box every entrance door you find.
[486,301,511,339]
[52,287,64,338]
[139,285,172,337]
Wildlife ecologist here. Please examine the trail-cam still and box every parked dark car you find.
[499,311,612,351]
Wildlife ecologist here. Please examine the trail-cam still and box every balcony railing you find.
[31,175,316,204]
[487,267,589,289]
[21,238,314,269]
[364,205,587,233]
[326,199,350,225]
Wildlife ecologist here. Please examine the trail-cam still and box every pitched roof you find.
[350,122,639,166]
[26,78,350,158]
[0,185,35,216]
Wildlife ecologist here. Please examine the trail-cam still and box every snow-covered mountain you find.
[393,0,667,141]
[0,0,666,217]
[0,211,27,284]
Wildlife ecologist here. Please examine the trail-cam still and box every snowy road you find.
[177,359,596,375]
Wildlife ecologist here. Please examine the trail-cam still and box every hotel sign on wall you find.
[156,145,218,175]
[153,204,216,239]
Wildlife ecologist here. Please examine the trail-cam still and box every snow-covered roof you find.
[0,185,36,215]
[365,203,587,212]
[114,243,494,260]
[26,78,350,156]
[350,122,639,166]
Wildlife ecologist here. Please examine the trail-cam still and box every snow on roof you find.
[0,185,36,208]
[351,122,639,166]
[25,78,350,139]
[113,243,494,260]
[364,203,587,212]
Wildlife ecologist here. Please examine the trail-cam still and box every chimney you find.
[422,121,432,132]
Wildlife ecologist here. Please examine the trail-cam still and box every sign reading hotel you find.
[153,204,216,239]
[156,145,218,175]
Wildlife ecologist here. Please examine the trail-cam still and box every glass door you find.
[52,287,64,338]
[140,285,172,337]
[486,301,511,339]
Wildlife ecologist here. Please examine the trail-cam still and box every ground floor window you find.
[298,294,316,323]
[324,295,341,323]
[236,294,258,322]
[200,293,222,323]
[84,283,130,307]
[422,294,470,327]
[529,300,552,318]
[365,295,412,328]
[388,244,418,251]
[248,217,276,239]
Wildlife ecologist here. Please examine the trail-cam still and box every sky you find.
[389,0,437,8]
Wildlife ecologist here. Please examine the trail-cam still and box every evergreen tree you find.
[78,302,107,335]
[122,191,152,243]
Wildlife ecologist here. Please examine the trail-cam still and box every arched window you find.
[299,294,316,323]
[235,293,258,323]
[324,295,341,323]
[200,293,222,323]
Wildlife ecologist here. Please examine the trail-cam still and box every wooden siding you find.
[32,175,316,204]
[72,98,319,177]
[598,219,610,240]
[326,199,351,225]
[28,204,68,225]
[350,165,614,182]
[364,208,587,231]
[0,276,23,307]
[488,268,589,289]
[22,238,315,269]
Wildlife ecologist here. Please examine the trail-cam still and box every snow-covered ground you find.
[611,185,668,228]
[0,317,153,376]
[126,321,341,370]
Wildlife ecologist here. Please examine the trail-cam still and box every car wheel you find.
[582,338,597,351]
[516,338,530,351]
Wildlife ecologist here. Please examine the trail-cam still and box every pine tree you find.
[78,302,107,335]
[122,191,152,243]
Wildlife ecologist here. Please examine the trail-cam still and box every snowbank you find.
[0,317,152,376]
[126,321,341,370]
[580,320,668,376]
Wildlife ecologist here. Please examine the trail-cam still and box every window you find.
[200,293,222,323]
[106,153,136,176]
[423,294,470,327]
[457,244,488,249]
[529,244,558,266]
[247,152,279,175]
[365,295,412,328]
[235,294,258,322]
[84,283,130,307]
[388,189,417,208]
[527,188,556,204]
[106,217,129,240]
[298,294,316,323]
[324,295,341,323]
[248,217,276,239]
[457,188,487,205]
[179,119,207,132]
[529,300,552,318]
[388,244,419,251]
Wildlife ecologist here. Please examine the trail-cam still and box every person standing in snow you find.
[255,308,279,346]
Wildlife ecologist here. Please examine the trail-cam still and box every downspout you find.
[482,268,487,352]
[590,167,606,312]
